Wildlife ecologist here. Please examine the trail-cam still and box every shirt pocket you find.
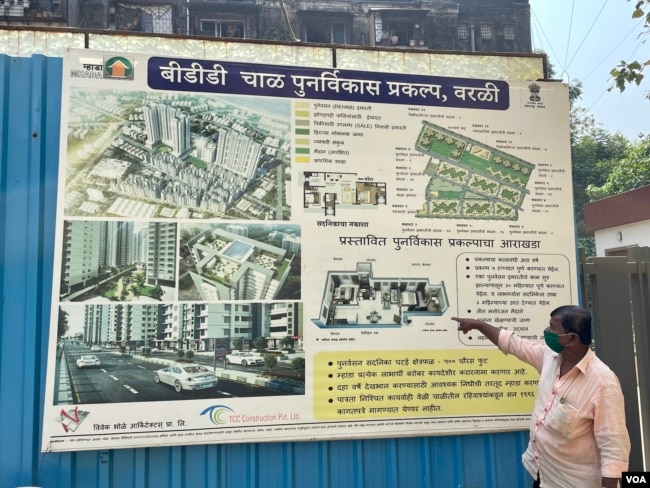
[544,399,580,439]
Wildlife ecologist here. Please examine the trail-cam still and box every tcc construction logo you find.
[201,405,235,426]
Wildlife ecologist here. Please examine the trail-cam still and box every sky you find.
[530,0,648,140]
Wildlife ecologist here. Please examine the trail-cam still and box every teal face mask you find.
[544,329,568,353]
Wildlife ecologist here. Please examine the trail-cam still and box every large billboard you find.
[42,48,577,452]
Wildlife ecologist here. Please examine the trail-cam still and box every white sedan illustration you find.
[225,351,264,366]
[153,365,217,392]
[77,355,101,368]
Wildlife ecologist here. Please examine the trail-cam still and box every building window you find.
[458,23,470,40]
[375,15,383,43]
[201,20,244,38]
[332,22,345,44]
[380,21,416,46]
[480,24,493,40]
[304,16,347,44]
[504,24,516,40]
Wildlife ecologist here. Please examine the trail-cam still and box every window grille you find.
[480,24,493,40]
[458,23,469,40]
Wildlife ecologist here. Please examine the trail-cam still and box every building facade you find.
[74,302,302,350]
[2,0,532,55]
[584,184,650,257]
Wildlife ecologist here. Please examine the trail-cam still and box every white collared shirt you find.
[498,330,630,488]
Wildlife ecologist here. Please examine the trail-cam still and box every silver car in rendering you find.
[153,364,217,392]
[77,355,101,368]
[225,351,264,366]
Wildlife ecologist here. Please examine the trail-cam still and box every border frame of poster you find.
[42,47,577,452]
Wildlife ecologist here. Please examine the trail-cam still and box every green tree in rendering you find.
[58,307,69,338]
[291,357,305,375]
[279,336,295,350]
[150,285,164,300]
[263,354,278,370]
[253,337,268,351]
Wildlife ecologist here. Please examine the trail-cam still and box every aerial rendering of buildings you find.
[180,224,301,301]
[64,91,290,220]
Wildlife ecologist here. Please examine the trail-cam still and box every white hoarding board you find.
[42,49,576,452]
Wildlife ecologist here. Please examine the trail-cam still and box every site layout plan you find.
[414,121,536,221]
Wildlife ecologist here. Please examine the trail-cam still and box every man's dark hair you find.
[550,305,592,345]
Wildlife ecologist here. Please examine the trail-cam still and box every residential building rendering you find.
[64,91,290,220]
[67,301,302,351]
[180,223,301,302]
[60,220,177,302]
[146,222,177,287]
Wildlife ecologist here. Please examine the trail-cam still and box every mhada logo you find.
[103,56,135,80]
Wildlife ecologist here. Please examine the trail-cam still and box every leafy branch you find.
[610,1,650,97]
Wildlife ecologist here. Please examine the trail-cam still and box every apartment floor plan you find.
[303,172,387,216]
[312,262,448,329]
[414,121,535,221]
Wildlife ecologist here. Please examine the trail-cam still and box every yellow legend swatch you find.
[294,101,311,163]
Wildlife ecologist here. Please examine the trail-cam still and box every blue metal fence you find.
[0,53,532,488]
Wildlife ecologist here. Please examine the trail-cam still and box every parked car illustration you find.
[225,351,264,366]
[77,355,101,368]
[153,365,217,392]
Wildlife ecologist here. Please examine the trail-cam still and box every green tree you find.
[253,336,268,351]
[177,349,185,360]
[291,357,305,374]
[263,354,278,369]
[232,338,243,351]
[586,134,650,199]
[610,1,649,96]
[185,350,195,361]
[58,307,69,338]
[555,68,630,238]
[150,285,164,300]
[570,110,629,235]
[279,336,295,350]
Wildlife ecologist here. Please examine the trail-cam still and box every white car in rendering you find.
[77,355,101,368]
[225,351,264,366]
[153,365,217,392]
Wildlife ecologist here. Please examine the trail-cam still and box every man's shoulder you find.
[583,350,622,385]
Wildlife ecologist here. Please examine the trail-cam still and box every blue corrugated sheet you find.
[0,53,532,488]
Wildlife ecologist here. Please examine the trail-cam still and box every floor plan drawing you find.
[303,172,387,217]
[414,121,535,221]
[312,262,448,329]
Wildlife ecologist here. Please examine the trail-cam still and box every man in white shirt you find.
[453,305,630,488]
